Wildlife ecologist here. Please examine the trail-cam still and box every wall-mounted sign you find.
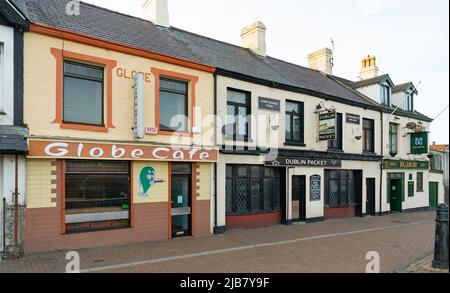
[310,175,321,201]
[139,166,165,196]
[319,112,336,141]
[408,181,414,197]
[258,97,281,112]
[134,73,145,139]
[28,140,219,162]
[265,157,341,168]
[116,67,152,83]
[384,160,429,170]
[410,132,429,155]
[145,127,159,135]
[346,113,361,124]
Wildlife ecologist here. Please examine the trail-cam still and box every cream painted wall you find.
[217,76,381,155]
[133,161,169,204]
[26,159,53,209]
[23,32,215,147]
[356,84,381,105]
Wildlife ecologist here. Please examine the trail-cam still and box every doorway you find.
[429,182,439,209]
[292,176,306,222]
[366,178,376,216]
[171,163,192,238]
[389,178,403,212]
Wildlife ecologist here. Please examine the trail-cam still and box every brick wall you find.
[324,206,356,220]
[226,211,281,230]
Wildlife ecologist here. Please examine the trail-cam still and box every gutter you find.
[379,111,384,216]
[213,72,219,234]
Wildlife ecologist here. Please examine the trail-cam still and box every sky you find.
[84,0,450,144]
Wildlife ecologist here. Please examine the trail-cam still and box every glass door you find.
[171,164,192,238]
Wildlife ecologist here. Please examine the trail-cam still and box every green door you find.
[389,179,403,212]
[429,182,439,209]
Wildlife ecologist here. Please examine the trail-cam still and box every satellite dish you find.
[406,122,417,130]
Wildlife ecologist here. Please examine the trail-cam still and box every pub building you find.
[336,66,445,212]
[13,0,218,253]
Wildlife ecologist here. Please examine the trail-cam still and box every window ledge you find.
[60,122,108,133]
[327,149,344,153]
[362,151,377,155]
[284,141,306,147]
[225,136,253,143]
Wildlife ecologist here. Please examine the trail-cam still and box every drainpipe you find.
[213,72,218,233]
[379,111,384,216]
[14,155,19,253]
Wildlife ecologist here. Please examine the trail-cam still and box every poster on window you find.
[310,175,321,201]
[319,112,336,141]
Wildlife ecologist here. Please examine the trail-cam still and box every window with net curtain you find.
[389,123,399,156]
[63,61,104,125]
[363,118,375,153]
[285,100,304,143]
[159,78,188,132]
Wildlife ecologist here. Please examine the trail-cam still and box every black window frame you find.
[328,113,343,151]
[389,123,399,157]
[226,88,252,141]
[324,170,358,207]
[159,77,189,132]
[63,60,105,126]
[225,165,280,215]
[407,93,414,112]
[417,172,424,192]
[362,118,375,153]
[285,100,305,145]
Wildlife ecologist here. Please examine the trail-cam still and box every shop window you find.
[363,118,375,153]
[159,78,188,132]
[65,160,131,233]
[226,89,251,141]
[226,165,280,215]
[389,123,399,157]
[63,61,104,126]
[325,170,359,207]
[381,85,391,106]
[417,172,424,192]
[285,100,304,144]
[328,113,343,151]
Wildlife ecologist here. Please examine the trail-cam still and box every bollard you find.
[432,203,449,269]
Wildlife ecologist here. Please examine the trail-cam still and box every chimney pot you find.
[142,0,169,28]
[241,21,267,57]
[359,55,379,80]
[307,48,333,75]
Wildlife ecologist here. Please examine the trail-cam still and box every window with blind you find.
[159,78,189,132]
[389,123,399,157]
[285,100,304,144]
[363,118,375,153]
[65,160,130,233]
[226,89,251,140]
[226,165,280,215]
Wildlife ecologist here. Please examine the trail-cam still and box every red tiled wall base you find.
[226,211,281,230]
[324,206,356,220]
[194,200,211,236]
[25,202,168,253]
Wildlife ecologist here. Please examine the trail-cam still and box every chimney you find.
[359,55,379,80]
[307,48,333,75]
[142,0,169,28]
[241,21,267,57]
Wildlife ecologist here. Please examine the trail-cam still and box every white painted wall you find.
[356,84,381,105]
[0,25,14,125]
[1,156,26,206]
[391,92,407,110]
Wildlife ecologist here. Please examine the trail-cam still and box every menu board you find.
[310,175,321,201]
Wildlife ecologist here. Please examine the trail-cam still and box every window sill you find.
[226,210,281,217]
[284,141,306,147]
[362,151,376,155]
[225,136,253,143]
[159,130,192,137]
[64,225,132,235]
[60,122,108,133]
[327,149,344,153]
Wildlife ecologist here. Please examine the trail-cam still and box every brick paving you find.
[398,254,449,273]
[0,211,441,273]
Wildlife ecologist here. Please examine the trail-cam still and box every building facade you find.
[0,0,29,257]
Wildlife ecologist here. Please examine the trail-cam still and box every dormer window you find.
[407,93,414,112]
[381,85,391,106]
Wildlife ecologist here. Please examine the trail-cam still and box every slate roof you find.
[0,0,28,28]
[11,0,380,109]
[0,126,29,154]
[393,82,416,94]
[346,74,392,89]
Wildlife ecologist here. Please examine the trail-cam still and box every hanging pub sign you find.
[318,112,336,141]
[265,157,342,168]
[310,175,321,201]
[410,132,429,155]
[383,160,429,170]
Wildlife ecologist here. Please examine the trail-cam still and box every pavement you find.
[397,254,448,273]
[0,210,443,273]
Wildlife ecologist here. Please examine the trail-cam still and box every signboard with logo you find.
[258,97,280,112]
[28,140,219,162]
[410,132,429,155]
[384,160,429,170]
[346,113,361,124]
[265,157,341,168]
[319,112,336,141]
[310,175,321,201]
